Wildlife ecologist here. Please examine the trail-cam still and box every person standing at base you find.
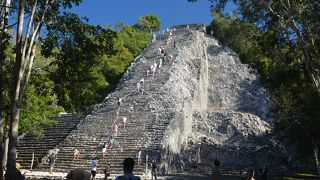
[211,159,221,180]
[137,150,142,165]
[90,156,98,180]
[151,159,157,180]
[48,152,56,173]
[115,157,141,180]
[103,164,111,180]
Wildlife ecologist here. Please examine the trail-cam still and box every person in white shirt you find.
[73,148,80,161]
[137,150,142,165]
[123,116,127,130]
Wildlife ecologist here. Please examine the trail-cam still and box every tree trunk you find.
[6,0,25,179]
[2,137,8,172]
[0,120,3,178]
[312,138,320,180]
[0,0,11,178]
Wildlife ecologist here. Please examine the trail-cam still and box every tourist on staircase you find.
[112,123,119,136]
[140,77,144,84]
[137,82,141,93]
[153,63,158,74]
[160,48,165,57]
[158,47,162,55]
[139,82,144,96]
[150,64,155,76]
[151,33,156,43]
[108,135,116,150]
[159,57,163,69]
[117,97,122,108]
[102,142,107,159]
[90,156,98,180]
[123,116,127,131]
[73,148,80,161]
[115,157,141,180]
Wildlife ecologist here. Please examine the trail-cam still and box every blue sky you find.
[71,0,237,30]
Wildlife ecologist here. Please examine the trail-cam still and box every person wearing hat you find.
[115,157,141,180]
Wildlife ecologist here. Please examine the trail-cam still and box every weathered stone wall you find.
[147,30,286,173]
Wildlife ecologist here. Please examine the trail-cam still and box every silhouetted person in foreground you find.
[247,168,255,180]
[66,168,91,180]
[115,157,141,180]
[211,159,221,180]
[6,163,26,180]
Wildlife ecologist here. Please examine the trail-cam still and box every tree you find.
[0,0,12,177]
[41,13,116,112]
[138,14,161,33]
[6,0,82,178]
[103,24,149,85]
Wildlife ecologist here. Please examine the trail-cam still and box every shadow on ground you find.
[161,174,240,180]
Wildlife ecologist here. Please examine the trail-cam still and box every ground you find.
[22,170,318,179]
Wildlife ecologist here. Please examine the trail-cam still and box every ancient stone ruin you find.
[18,24,287,178]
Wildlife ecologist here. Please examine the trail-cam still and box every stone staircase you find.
[17,28,189,177]
[17,114,81,169]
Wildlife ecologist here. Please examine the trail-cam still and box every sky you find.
[70,0,237,30]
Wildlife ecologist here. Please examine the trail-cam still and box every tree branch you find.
[21,0,37,74]
[262,0,284,20]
